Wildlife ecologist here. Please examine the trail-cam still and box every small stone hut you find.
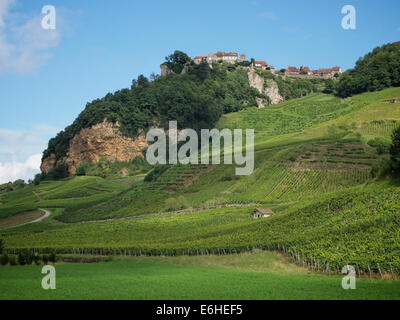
[253,208,274,219]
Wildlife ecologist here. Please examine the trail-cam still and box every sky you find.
[0,0,400,183]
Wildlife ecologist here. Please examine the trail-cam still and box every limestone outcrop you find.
[247,66,283,107]
[40,121,148,175]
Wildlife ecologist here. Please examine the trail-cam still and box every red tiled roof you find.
[194,56,206,60]
[287,66,299,72]
[255,61,267,66]
[216,52,238,57]
[315,68,333,74]
[331,67,341,71]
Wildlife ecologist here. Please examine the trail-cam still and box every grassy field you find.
[1,88,400,299]
[1,252,399,300]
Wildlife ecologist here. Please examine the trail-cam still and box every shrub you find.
[17,252,26,265]
[0,239,3,254]
[8,255,17,266]
[25,251,33,265]
[49,253,56,263]
[47,163,69,180]
[368,137,391,154]
[0,254,9,266]
[42,254,49,265]
[371,158,392,178]
[165,196,189,211]
[33,253,40,265]
[75,164,88,176]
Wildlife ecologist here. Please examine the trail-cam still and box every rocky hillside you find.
[41,51,330,176]
[41,121,147,175]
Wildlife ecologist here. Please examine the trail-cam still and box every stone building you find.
[255,60,268,69]
[216,52,239,63]
[253,208,275,219]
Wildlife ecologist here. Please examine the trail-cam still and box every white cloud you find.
[0,0,61,74]
[0,125,60,183]
[0,153,41,183]
[259,11,276,20]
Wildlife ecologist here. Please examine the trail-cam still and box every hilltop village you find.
[193,51,342,79]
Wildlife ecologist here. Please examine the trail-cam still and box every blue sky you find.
[0,0,400,182]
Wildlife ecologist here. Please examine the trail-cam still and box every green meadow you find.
[1,252,399,300]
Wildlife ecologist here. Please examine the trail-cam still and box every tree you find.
[150,73,160,81]
[196,62,210,81]
[33,174,41,185]
[137,75,149,88]
[323,78,336,94]
[47,163,69,180]
[0,239,3,254]
[336,42,400,97]
[165,50,191,65]
[165,50,191,74]
[390,125,400,174]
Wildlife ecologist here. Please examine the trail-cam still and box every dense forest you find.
[336,42,400,97]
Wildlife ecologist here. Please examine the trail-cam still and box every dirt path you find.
[30,209,51,223]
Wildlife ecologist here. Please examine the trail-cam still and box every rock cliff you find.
[247,66,283,107]
[41,121,148,175]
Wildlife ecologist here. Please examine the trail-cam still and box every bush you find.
[25,251,33,265]
[0,239,3,254]
[49,253,56,263]
[75,164,87,176]
[8,255,17,266]
[47,163,69,180]
[33,253,40,265]
[368,137,391,154]
[371,158,392,178]
[42,254,49,265]
[0,254,9,266]
[165,196,189,211]
[17,252,26,265]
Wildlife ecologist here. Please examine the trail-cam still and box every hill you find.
[39,51,330,176]
[1,86,400,278]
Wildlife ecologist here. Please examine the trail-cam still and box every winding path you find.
[30,208,51,224]
[0,208,51,230]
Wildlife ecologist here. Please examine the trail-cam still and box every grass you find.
[1,252,399,300]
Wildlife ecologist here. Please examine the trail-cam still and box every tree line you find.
[336,42,400,97]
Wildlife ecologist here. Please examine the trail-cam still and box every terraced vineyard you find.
[1,87,400,280]
[359,120,400,137]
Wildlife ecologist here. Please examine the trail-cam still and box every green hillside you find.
[1,87,400,279]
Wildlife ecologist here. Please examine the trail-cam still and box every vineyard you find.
[1,181,400,277]
[1,87,400,281]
